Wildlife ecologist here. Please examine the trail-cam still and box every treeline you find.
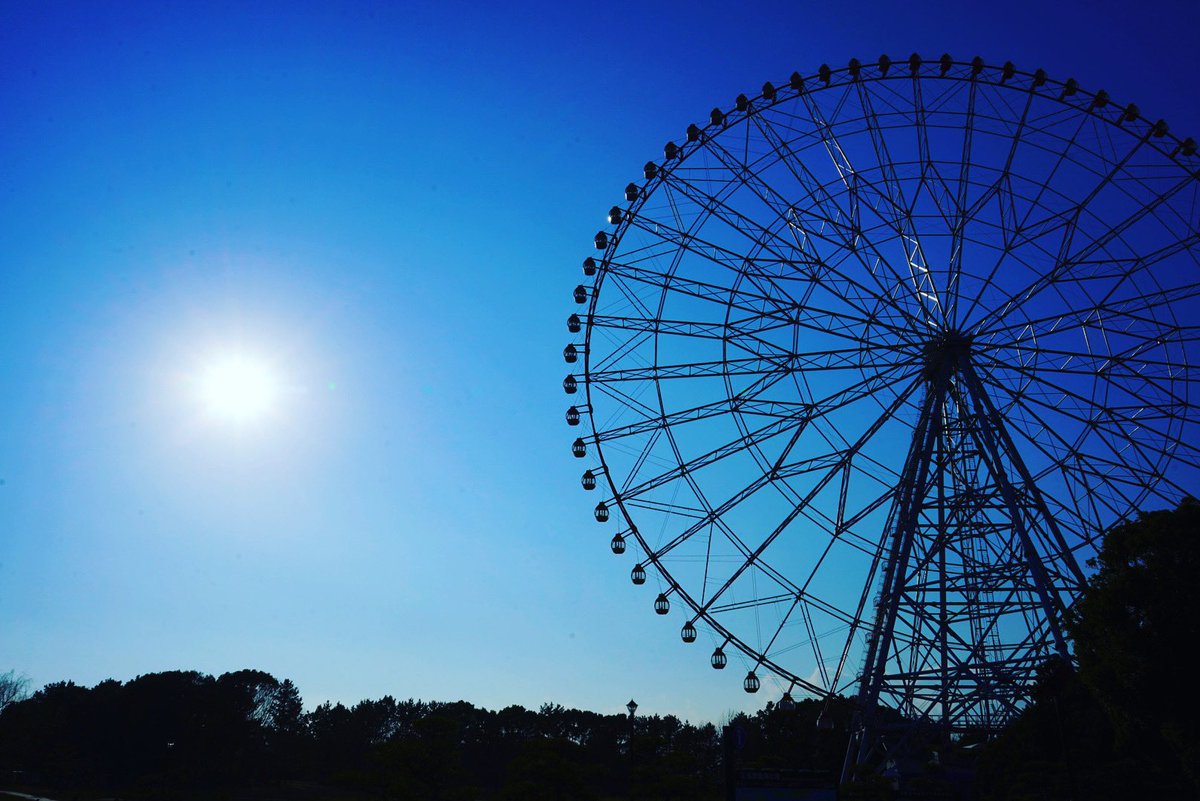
[0,668,850,800]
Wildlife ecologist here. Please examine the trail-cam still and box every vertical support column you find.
[935,423,950,734]
[842,376,948,781]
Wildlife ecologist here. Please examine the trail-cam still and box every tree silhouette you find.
[1068,498,1200,792]
[0,670,29,712]
[977,500,1200,799]
[0,669,734,798]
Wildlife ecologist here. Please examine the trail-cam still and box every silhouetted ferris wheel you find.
[562,54,1200,774]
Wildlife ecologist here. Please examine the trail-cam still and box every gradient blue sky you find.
[3,0,1199,725]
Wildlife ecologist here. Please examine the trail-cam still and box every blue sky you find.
[2,0,1199,725]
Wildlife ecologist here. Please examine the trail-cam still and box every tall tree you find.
[0,670,29,712]
[1067,498,1200,791]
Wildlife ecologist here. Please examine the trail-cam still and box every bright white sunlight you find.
[197,353,279,424]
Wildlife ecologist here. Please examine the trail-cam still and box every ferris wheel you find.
[562,54,1200,769]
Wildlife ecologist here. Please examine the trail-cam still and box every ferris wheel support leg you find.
[842,384,946,784]
[959,365,1076,658]
[960,364,1088,591]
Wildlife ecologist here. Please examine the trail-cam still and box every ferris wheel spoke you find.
[621,211,797,306]
[707,592,798,616]
[762,231,935,345]
[725,608,813,678]
[797,360,924,424]
[745,106,867,240]
[908,68,935,171]
[616,407,814,506]
[981,232,1200,340]
[981,377,1189,476]
[1031,116,1168,248]
[715,593,843,688]
[776,245,938,342]
[587,326,654,376]
[586,350,882,386]
[956,104,1102,327]
[745,106,936,333]
[594,377,800,445]
[644,396,911,576]
[695,129,864,252]
[944,71,982,325]
[588,378,661,420]
[654,171,812,270]
[621,210,879,335]
[973,175,1200,334]
[849,76,946,327]
[770,475,887,560]
[678,375,924,623]
[982,343,1196,404]
[602,265,661,324]
[959,171,1023,259]
[605,230,794,322]
[655,167,923,339]
[1006,98,1096,225]
[1038,352,1194,407]
[590,312,801,365]
[736,340,910,374]
[1015,133,1153,254]
[952,82,1039,320]
[768,409,908,513]
[979,280,1200,340]
[993,362,1200,434]
[1054,453,1113,547]
[586,327,655,380]
[693,128,932,335]
[601,259,798,325]
[975,354,1199,463]
[1012,417,1174,528]
[615,427,666,496]
[970,367,1193,504]
[594,383,810,486]
[587,314,727,340]
[799,603,834,690]
[666,144,854,256]
[732,395,909,549]
[729,308,907,355]
[796,479,897,594]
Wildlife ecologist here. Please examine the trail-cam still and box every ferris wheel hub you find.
[921,331,974,381]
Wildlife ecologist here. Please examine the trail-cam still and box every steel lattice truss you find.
[562,55,1200,761]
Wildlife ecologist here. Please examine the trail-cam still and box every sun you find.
[198,353,279,423]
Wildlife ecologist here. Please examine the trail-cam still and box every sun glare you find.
[198,354,279,423]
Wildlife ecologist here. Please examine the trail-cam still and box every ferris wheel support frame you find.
[565,52,1200,784]
[844,345,1083,777]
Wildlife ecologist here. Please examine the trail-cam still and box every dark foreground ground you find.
[3,784,382,801]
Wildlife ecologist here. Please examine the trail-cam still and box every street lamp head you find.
[627,699,638,717]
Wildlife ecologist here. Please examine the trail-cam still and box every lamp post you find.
[627,699,638,799]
